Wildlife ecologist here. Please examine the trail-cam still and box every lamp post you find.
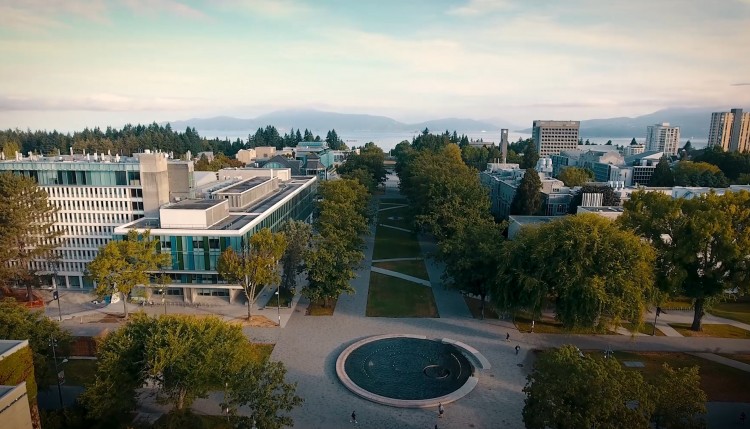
[276,288,281,327]
[49,336,66,408]
[51,261,62,321]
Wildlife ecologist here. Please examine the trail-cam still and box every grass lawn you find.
[366,272,438,317]
[372,223,422,260]
[379,197,407,204]
[718,354,750,366]
[612,351,750,402]
[464,296,499,319]
[514,311,613,334]
[248,343,274,363]
[307,299,338,316]
[622,322,665,336]
[153,411,233,429]
[378,205,413,231]
[669,323,750,339]
[372,260,428,280]
[708,299,750,325]
[659,297,693,310]
[47,359,98,386]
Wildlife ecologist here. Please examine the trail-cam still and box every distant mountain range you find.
[520,107,721,139]
[167,107,726,139]
[165,109,514,134]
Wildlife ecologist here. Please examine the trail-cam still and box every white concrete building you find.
[532,120,580,157]
[708,108,750,152]
[646,123,680,156]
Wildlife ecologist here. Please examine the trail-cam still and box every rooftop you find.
[579,206,626,213]
[508,215,558,225]
[0,339,27,359]
[165,199,225,210]
[215,177,269,194]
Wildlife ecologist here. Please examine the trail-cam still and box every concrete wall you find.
[255,146,276,159]
[0,383,33,429]
[217,168,291,182]
[167,162,194,200]
[159,200,230,229]
[138,153,171,216]
[236,149,256,164]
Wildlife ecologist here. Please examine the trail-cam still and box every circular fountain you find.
[335,334,479,408]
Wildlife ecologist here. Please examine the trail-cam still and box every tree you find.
[279,220,312,292]
[557,166,594,187]
[2,140,20,159]
[0,172,61,299]
[325,129,347,150]
[217,228,287,320]
[683,140,693,152]
[82,315,301,424]
[523,345,654,429]
[650,157,675,187]
[224,359,303,429]
[336,144,387,190]
[510,168,542,215]
[631,138,637,145]
[606,140,613,145]
[0,300,71,393]
[88,230,169,319]
[673,161,728,187]
[520,141,539,169]
[439,219,505,319]
[652,364,707,429]
[492,214,655,328]
[568,184,619,213]
[618,190,750,330]
[303,234,362,307]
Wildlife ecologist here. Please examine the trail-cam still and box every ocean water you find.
[199,129,706,154]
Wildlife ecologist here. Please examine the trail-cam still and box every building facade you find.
[646,123,680,155]
[708,108,750,152]
[533,120,580,157]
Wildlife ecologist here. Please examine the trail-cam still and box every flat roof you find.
[579,206,626,213]
[508,215,558,225]
[215,177,268,194]
[0,340,27,359]
[165,199,225,210]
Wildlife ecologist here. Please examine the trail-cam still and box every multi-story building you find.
[0,151,193,289]
[708,108,750,152]
[646,123,680,155]
[0,340,36,429]
[532,120,580,157]
[114,174,317,302]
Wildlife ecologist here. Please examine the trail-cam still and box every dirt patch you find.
[229,315,278,327]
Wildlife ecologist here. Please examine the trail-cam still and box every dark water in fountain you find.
[343,338,474,400]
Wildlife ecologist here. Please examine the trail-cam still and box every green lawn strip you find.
[248,343,274,363]
[307,299,337,316]
[378,206,413,231]
[669,323,750,339]
[464,296,499,319]
[46,359,98,386]
[717,354,750,366]
[513,311,613,334]
[611,351,750,402]
[659,297,694,310]
[708,301,750,325]
[372,260,429,280]
[622,322,665,336]
[372,224,422,260]
[366,272,438,318]
[154,412,233,429]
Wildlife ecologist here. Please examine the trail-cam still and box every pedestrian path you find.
[377,224,412,232]
[377,204,408,212]
[370,267,432,287]
[690,353,750,372]
[371,257,423,263]
[655,321,683,337]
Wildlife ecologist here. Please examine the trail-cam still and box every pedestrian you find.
[350,411,357,424]
[515,345,520,355]
[531,320,535,332]
[438,402,444,418]
[505,332,510,342]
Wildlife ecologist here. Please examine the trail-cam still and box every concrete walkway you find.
[691,353,750,372]
[371,257,423,263]
[377,223,412,232]
[370,267,431,286]
[377,204,408,212]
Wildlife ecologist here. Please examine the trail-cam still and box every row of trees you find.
[336,142,387,192]
[650,158,729,187]
[694,145,750,183]
[395,134,502,318]
[0,124,241,159]
[246,126,348,150]
[194,152,245,171]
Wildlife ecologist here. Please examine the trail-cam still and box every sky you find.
[1,0,749,131]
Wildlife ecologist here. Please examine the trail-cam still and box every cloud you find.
[216,0,309,17]
[120,0,210,20]
[0,94,205,112]
[0,0,109,30]
[447,0,511,16]
[731,83,750,86]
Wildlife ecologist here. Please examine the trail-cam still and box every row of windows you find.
[45,186,131,199]
[50,196,138,212]
[56,212,134,225]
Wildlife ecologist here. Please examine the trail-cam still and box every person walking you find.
[515,345,520,355]
[438,402,444,418]
[505,332,510,342]
[350,411,357,424]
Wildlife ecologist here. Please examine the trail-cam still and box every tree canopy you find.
[649,157,675,187]
[510,168,543,216]
[523,345,706,429]
[194,153,244,171]
[0,172,61,298]
[217,228,287,320]
[672,161,728,187]
[493,214,656,328]
[336,144,386,192]
[88,229,169,319]
[618,190,750,330]
[693,145,750,182]
[520,140,539,169]
[82,314,301,427]
[279,220,312,292]
[557,166,594,187]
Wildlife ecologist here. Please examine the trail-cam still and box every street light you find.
[51,261,62,322]
[276,288,281,327]
[49,336,66,408]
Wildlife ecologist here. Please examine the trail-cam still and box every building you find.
[0,340,36,429]
[480,165,573,218]
[576,206,625,220]
[0,151,193,289]
[507,215,557,240]
[532,120,580,157]
[708,108,750,152]
[235,148,256,164]
[114,174,317,302]
[622,142,646,157]
[254,146,277,160]
[646,123,680,155]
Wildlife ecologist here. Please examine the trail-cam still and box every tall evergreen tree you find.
[521,141,539,169]
[649,157,675,187]
[510,168,543,215]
